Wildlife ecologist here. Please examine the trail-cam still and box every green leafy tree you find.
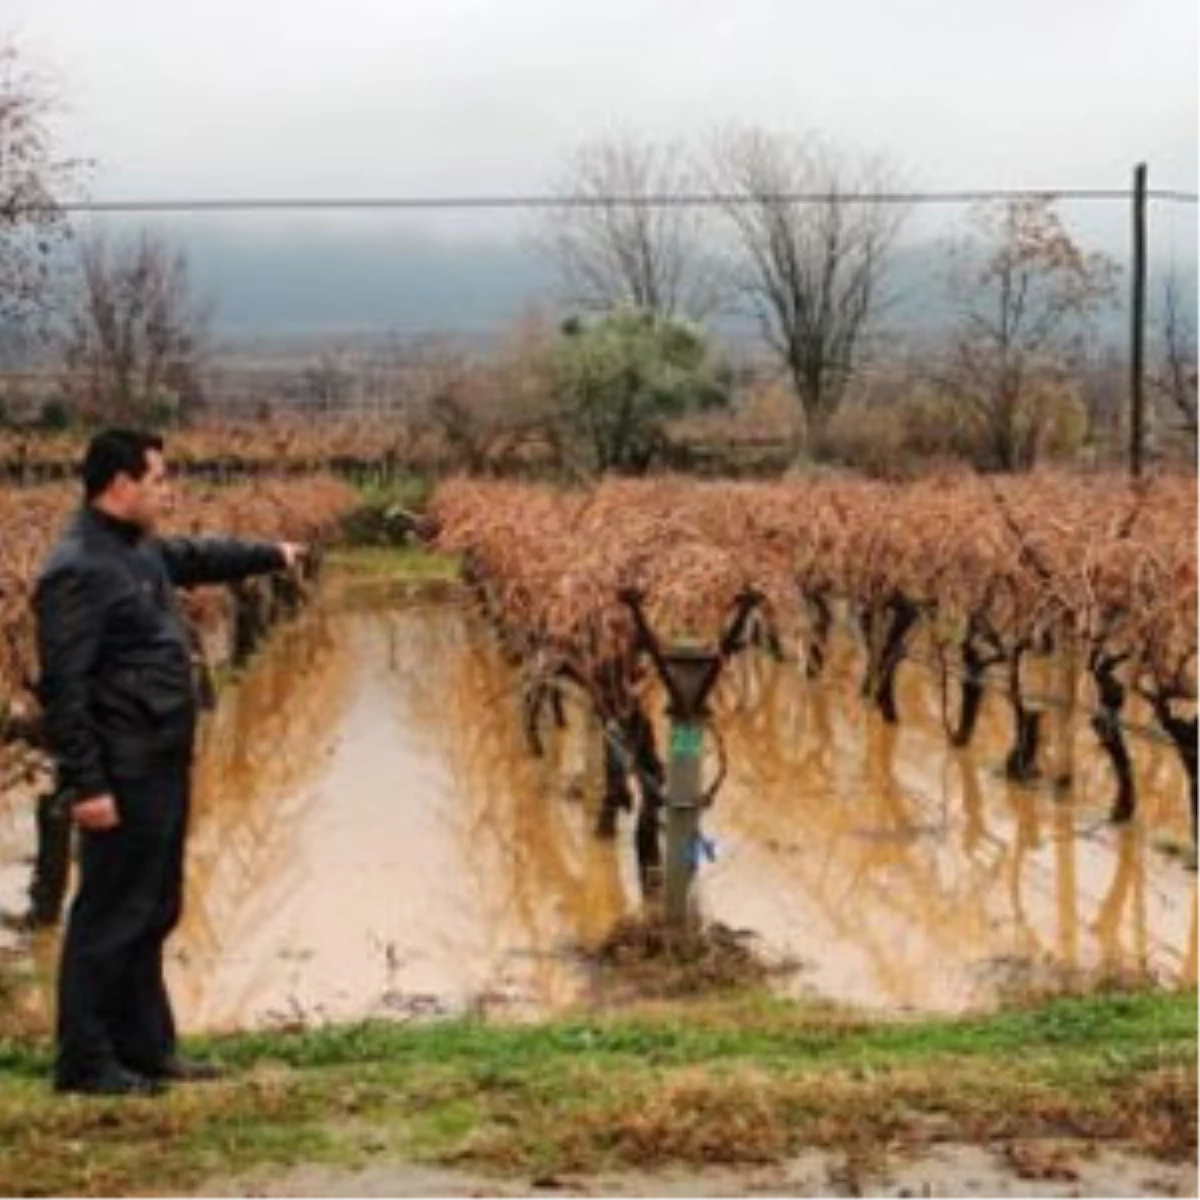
[551,308,729,474]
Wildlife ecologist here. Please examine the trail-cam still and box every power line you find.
[41,187,1200,215]
[1142,190,1200,204]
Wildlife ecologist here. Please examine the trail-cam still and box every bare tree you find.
[1078,345,1126,452]
[0,39,79,359]
[64,231,209,423]
[710,127,906,453]
[945,198,1117,471]
[1152,270,1198,442]
[545,133,720,320]
[419,321,566,475]
[301,345,355,413]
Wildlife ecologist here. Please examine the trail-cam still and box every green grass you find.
[338,475,436,549]
[352,474,434,513]
[325,544,461,583]
[0,988,1194,1195]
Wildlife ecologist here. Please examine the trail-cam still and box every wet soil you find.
[210,1141,1198,1198]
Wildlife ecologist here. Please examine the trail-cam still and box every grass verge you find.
[324,544,460,583]
[0,987,1194,1196]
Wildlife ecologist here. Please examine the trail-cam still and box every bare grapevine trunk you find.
[1005,648,1043,783]
[805,591,832,679]
[1148,695,1198,845]
[594,700,666,895]
[1090,655,1137,823]
[951,636,990,748]
[872,594,919,724]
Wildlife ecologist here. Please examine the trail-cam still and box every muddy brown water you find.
[0,573,1195,1031]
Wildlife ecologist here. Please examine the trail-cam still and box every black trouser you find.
[55,754,191,1085]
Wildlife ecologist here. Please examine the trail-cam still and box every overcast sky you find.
[8,0,1197,199]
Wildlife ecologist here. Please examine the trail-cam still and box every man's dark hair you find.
[81,429,165,501]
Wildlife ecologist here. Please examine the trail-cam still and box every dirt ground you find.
[210,1140,1198,1198]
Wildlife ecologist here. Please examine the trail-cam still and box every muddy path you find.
[210,1141,1199,1199]
[0,572,1195,1030]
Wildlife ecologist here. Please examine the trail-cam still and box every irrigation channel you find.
[0,566,1195,1033]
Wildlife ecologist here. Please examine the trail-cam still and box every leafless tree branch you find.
[63,230,209,423]
[543,133,725,320]
[708,126,906,453]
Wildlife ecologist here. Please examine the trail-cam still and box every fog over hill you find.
[58,202,1200,350]
[183,214,1200,345]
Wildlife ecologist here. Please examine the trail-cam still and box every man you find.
[34,429,304,1096]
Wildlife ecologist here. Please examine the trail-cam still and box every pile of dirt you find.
[583,914,802,1000]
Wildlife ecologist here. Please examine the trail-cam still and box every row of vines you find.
[429,471,1198,857]
[0,422,470,484]
[0,475,359,783]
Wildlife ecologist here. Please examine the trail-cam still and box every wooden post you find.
[1130,163,1148,478]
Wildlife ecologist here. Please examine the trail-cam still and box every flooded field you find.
[1,572,1195,1031]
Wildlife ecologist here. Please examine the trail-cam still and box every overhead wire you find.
[35,187,1200,215]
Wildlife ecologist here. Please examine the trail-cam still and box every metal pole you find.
[1130,163,1148,478]
[616,591,759,929]
[663,716,704,927]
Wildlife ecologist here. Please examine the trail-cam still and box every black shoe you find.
[55,1065,164,1097]
[145,1056,224,1083]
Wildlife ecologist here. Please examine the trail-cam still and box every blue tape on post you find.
[690,834,718,867]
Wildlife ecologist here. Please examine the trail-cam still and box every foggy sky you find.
[9,0,1197,199]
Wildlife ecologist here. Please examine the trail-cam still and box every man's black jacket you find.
[34,506,286,802]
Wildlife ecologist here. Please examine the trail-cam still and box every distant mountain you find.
[82,218,1200,346]
[184,225,556,337]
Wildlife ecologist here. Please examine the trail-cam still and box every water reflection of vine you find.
[844,633,1180,979]
[377,604,630,1002]
[709,640,1194,1006]
[174,600,354,1020]
[144,588,1198,1021]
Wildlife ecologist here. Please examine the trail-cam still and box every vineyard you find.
[2,466,1194,848]
[0,475,359,776]
[0,422,448,483]
[0,422,441,477]
[430,471,1198,878]
[0,412,792,485]
[0,462,1195,1193]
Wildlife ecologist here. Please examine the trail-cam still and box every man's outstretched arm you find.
[157,537,304,587]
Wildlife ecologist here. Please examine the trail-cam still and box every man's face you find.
[119,449,173,532]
